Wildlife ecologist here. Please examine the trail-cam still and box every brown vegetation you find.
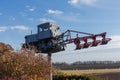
[0,42,51,80]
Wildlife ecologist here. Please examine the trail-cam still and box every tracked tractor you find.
[23,22,111,53]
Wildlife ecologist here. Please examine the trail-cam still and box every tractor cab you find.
[37,22,61,40]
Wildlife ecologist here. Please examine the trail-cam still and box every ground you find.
[61,69,120,80]
[93,72,120,80]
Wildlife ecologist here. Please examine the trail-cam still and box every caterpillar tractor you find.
[22,22,111,53]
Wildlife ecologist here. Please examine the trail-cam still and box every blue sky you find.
[0,0,120,63]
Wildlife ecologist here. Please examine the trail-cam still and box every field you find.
[61,69,120,80]
[61,69,120,75]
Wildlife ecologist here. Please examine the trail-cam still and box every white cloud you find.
[40,18,55,23]
[81,0,97,5]
[0,27,7,32]
[0,26,30,32]
[110,35,120,42]
[68,0,79,6]
[10,26,29,31]
[54,14,79,22]
[26,5,36,12]
[29,8,36,12]
[68,0,97,6]
[48,9,63,15]
[105,35,120,49]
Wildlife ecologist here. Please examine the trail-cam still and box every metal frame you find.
[60,30,111,49]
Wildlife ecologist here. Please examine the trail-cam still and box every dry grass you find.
[61,69,120,75]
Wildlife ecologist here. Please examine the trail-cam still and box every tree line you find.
[53,61,120,70]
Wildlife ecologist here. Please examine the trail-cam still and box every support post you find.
[48,53,52,80]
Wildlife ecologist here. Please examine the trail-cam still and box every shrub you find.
[0,42,51,80]
[53,72,107,80]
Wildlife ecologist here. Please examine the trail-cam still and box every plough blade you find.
[101,38,111,45]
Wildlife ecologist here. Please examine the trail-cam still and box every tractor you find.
[23,22,111,53]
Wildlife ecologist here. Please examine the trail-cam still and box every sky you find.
[0,0,120,63]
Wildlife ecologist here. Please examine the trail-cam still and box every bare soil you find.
[92,72,120,80]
